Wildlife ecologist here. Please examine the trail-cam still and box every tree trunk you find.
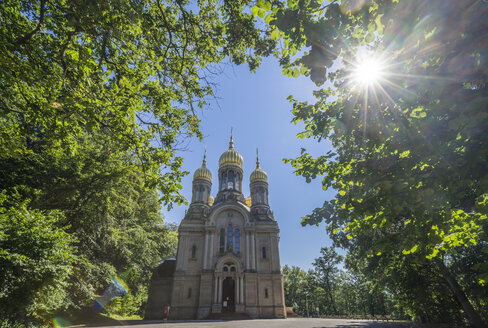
[436,259,487,328]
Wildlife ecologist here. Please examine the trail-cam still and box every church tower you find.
[145,136,286,320]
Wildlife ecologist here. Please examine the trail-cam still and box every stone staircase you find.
[206,312,252,321]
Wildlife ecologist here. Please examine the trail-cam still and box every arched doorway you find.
[222,277,235,312]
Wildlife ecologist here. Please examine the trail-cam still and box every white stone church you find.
[145,135,286,320]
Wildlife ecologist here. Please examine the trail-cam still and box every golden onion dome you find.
[250,150,268,183]
[218,135,243,168]
[208,195,214,206]
[193,150,212,182]
[245,196,252,207]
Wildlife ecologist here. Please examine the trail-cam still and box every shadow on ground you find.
[315,321,451,328]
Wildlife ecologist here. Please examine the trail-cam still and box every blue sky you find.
[162,56,336,270]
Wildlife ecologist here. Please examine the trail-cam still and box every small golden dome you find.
[245,196,252,207]
[219,135,243,168]
[193,149,212,182]
[250,150,268,183]
[209,195,214,206]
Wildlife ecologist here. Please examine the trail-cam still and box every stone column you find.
[218,276,223,303]
[209,232,214,270]
[236,276,240,304]
[203,231,209,269]
[270,235,276,271]
[240,276,244,303]
[251,232,256,270]
[245,231,250,270]
[214,276,218,303]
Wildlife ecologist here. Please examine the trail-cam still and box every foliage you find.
[0,194,76,326]
[2,131,179,316]
[312,246,342,314]
[0,0,273,208]
[1,0,271,325]
[255,0,488,325]
[282,249,397,318]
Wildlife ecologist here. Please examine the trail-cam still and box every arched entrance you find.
[222,277,235,312]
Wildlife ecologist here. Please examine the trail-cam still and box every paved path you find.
[93,318,449,328]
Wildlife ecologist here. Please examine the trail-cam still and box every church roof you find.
[250,150,268,183]
[193,150,212,182]
[218,135,243,168]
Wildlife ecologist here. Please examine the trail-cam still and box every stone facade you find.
[145,137,286,320]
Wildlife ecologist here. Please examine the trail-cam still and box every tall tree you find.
[0,131,180,324]
[312,246,342,315]
[1,0,273,207]
[255,0,488,326]
[1,1,272,324]
[0,195,76,326]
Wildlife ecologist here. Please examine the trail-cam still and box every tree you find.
[1,1,273,324]
[1,0,273,207]
[0,195,76,326]
[255,0,488,326]
[282,265,308,315]
[312,246,342,315]
[0,130,181,325]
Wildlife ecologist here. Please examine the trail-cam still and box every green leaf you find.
[265,14,274,24]
[252,6,260,17]
[375,14,384,35]
[365,32,375,43]
[271,29,281,41]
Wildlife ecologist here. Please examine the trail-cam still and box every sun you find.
[352,57,384,87]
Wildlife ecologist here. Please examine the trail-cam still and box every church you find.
[145,135,286,320]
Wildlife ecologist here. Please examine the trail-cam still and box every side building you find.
[145,136,286,319]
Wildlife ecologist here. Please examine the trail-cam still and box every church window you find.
[227,171,234,189]
[227,224,233,251]
[219,229,225,254]
[230,266,236,272]
[258,188,264,203]
[188,288,192,298]
[223,266,228,272]
[236,173,240,190]
[191,245,196,258]
[221,173,226,190]
[198,186,204,201]
[264,288,269,298]
[262,247,266,259]
[234,229,240,254]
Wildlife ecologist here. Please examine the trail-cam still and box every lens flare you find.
[52,317,72,327]
[92,275,129,313]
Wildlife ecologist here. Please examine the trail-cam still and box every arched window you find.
[219,228,225,254]
[262,247,266,259]
[236,173,240,191]
[198,186,204,201]
[221,173,226,190]
[227,171,234,189]
[191,245,196,258]
[258,188,264,203]
[264,288,269,298]
[234,229,240,254]
[230,266,236,272]
[227,224,233,251]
